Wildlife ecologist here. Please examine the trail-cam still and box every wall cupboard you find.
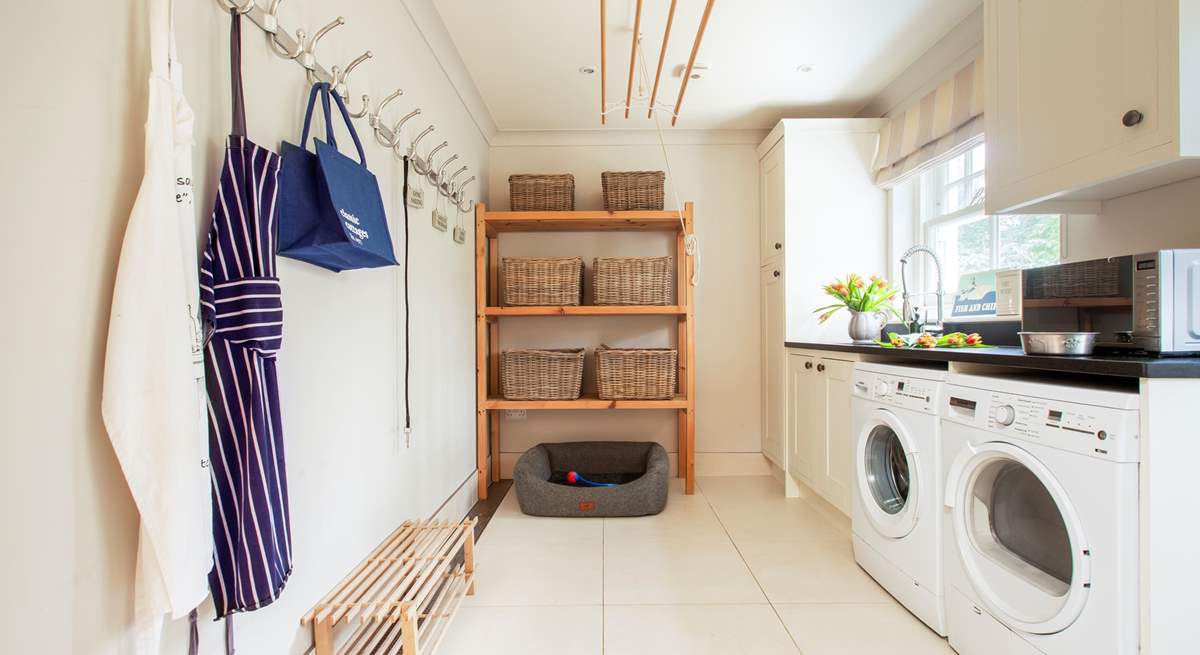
[756,119,885,510]
[985,0,1200,213]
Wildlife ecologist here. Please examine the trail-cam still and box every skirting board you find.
[497,451,772,479]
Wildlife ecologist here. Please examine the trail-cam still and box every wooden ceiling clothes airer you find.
[599,0,715,126]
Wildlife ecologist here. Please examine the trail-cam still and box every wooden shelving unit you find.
[475,203,697,499]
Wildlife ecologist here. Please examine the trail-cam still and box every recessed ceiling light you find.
[579,65,596,75]
[796,64,814,73]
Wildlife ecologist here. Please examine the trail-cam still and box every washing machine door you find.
[945,440,1091,635]
[855,408,921,538]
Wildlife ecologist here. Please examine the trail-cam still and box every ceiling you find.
[431,0,980,131]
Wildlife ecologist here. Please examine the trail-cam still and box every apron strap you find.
[229,10,247,137]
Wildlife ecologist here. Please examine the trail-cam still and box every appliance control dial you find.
[995,404,1016,426]
[874,380,891,397]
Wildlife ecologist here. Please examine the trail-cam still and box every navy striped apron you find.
[199,10,291,618]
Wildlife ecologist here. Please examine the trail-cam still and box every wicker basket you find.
[501,348,586,400]
[1024,259,1121,298]
[593,257,673,305]
[503,257,583,306]
[601,171,665,211]
[509,174,575,211]
[595,346,678,400]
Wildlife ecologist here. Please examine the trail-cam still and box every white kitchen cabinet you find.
[985,0,1200,213]
[760,264,786,465]
[757,120,885,493]
[759,139,785,264]
[785,350,855,514]
[755,119,888,345]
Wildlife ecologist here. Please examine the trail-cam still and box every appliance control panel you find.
[944,384,1139,462]
[852,370,941,415]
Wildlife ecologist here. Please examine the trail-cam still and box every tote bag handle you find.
[328,87,369,167]
[298,82,337,151]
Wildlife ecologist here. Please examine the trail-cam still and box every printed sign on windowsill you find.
[952,271,997,318]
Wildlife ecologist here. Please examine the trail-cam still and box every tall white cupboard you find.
[757,120,887,508]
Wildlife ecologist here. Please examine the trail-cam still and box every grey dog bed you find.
[513,441,669,517]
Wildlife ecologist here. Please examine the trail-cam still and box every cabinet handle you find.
[817,363,826,372]
[774,242,782,250]
[1122,109,1144,127]
[804,361,813,370]
[773,270,780,278]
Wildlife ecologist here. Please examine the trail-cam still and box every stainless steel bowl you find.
[1018,332,1099,356]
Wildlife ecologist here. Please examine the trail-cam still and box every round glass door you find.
[948,442,1090,635]
[856,410,919,538]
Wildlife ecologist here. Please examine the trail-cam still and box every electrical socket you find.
[504,409,527,420]
[432,208,448,232]
[406,185,424,209]
[452,225,466,244]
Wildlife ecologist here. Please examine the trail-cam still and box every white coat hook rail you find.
[211,0,477,198]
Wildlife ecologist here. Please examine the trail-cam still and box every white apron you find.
[101,0,210,651]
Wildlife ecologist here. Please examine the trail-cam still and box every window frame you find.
[909,145,1068,316]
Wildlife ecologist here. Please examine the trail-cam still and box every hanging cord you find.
[188,609,199,655]
[633,35,699,285]
[402,156,412,447]
[225,615,234,655]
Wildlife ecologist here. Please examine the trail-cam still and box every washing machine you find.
[941,373,1140,655]
[851,361,949,635]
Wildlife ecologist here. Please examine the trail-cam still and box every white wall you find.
[488,131,764,466]
[1065,177,1200,261]
[0,1,486,653]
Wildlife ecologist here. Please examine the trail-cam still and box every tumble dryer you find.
[851,361,949,635]
[941,373,1140,655]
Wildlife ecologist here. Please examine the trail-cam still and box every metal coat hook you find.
[335,50,373,96]
[370,89,404,146]
[388,109,422,157]
[441,164,467,196]
[420,141,448,178]
[446,166,469,187]
[216,0,255,15]
[303,16,344,79]
[262,0,282,30]
[409,129,438,174]
[455,176,476,213]
[431,153,459,189]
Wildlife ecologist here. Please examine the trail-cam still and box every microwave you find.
[1021,249,1200,355]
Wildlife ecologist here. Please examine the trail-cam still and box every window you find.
[915,143,1063,311]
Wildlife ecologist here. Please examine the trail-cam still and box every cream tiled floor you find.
[441,475,955,655]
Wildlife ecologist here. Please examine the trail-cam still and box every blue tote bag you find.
[278,83,398,272]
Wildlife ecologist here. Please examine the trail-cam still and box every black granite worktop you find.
[784,342,1200,378]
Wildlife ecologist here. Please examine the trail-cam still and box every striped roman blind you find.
[872,58,985,188]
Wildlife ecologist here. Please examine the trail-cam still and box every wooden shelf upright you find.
[474,203,697,499]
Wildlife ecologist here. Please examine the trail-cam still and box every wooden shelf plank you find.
[482,210,685,233]
[483,305,686,317]
[482,394,689,410]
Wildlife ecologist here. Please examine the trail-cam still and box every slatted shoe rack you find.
[301,518,477,655]
[474,203,697,498]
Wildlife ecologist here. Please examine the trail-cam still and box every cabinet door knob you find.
[1122,109,1144,127]
[773,270,780,278]
[817,363,826,372]
[804,361,813,370]
[774,242,782,250]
